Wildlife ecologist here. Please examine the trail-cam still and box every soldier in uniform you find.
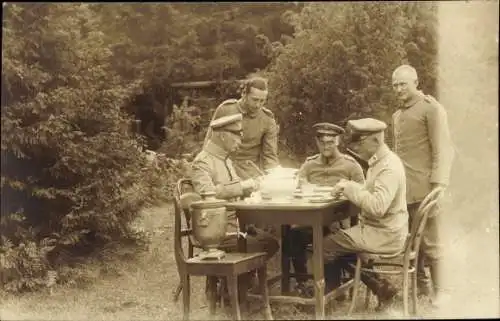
[205,76,280,180]
[285,122,365,297]
[316,118,408,310]
[190,102,279,301]
[391,65,454,306]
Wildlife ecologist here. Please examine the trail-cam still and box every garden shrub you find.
[265,2,438,159]
[0,3,174,293]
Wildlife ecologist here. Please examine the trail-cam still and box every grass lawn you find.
[3,201,479,321]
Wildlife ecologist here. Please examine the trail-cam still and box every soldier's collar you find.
[204,141,230,160]
[368,144,390,166]
[237,99,258,118]
[402,91,425,109]
[319,152,341,165]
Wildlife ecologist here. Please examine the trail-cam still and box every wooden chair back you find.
[403,188,441,265]
[176,178,197,225]
[174,178,201,270]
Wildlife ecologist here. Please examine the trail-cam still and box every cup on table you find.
[301,182,316,195]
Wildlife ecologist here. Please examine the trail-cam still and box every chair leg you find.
[347,257,362,315]
[411,271,418,315]
[181,273,191,320]
[402,270,410,316]
[173,282,182,302]
[257,267,273,320]
[228,275,242,320]
[344,270,353,299]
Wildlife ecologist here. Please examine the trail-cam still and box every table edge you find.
[226,198,349,210]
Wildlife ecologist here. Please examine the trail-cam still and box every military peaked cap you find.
[312,122,345,136]
[346,118,387,135]
[344,118,387,143]
[210,102,243,130]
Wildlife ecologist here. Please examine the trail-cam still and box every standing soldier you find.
[391,64,455,307]
[205,76,280,179]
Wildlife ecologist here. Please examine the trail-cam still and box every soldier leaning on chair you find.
[284,122,365,298]
[190,101,279,302]
[391,64,455,306]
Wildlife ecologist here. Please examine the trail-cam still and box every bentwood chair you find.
[172,178,233,304]
[347,188,441,316]
[172,178,201,303]
[173,178,273,320]
[171,178,253,304]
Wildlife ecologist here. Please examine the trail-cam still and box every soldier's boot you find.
[429,260,450,308]
[416,255,432,298]
[292,255,310,296]
[360,273,398,311]
[286,228,311,293]
[299,261,341,299]
[342,259,398,310]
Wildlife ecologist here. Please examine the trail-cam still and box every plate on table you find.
[264,197,294,204]
[307,194,335,203]
[307,192,346,203]
[293,191,317,199]
[308,197,336,203]
[313,186,335,193]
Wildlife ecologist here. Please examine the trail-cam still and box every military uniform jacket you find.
[205,99,280,179]
[392,92,455,204]
[298,152,366,229]
[297,153,365,186]
[341,144,409,254]
[190,141,245,233]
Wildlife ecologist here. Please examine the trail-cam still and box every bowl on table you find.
[259,167,299,201]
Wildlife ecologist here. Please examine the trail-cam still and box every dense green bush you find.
[0,3,175,293]
[266,2,438,158]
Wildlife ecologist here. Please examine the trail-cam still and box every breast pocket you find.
[243,129,261,145]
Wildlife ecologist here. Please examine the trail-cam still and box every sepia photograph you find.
[1,1,498,320]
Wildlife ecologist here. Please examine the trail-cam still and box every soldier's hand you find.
[331,179,347,198]
[431,183,446,201]
[241,178,258,191]
[328,221,341,234]
[254,175,266,190]
[246,224,258,236]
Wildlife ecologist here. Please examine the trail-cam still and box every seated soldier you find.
[285,122,365,297]
[189,102,279,299]
[317,118,408,310]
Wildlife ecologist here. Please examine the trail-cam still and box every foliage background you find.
[265,2,438,159]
